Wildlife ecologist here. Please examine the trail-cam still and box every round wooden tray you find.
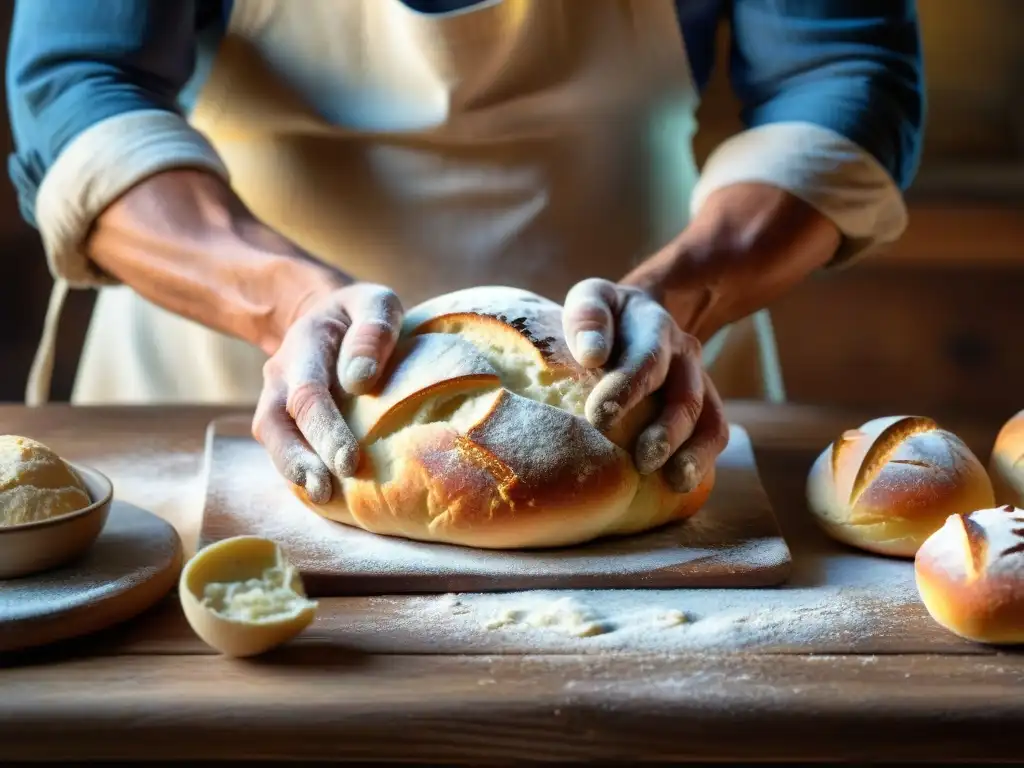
[0,502,183,653]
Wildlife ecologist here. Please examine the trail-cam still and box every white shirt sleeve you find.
[34,109,230,288]
[690,121,908,267]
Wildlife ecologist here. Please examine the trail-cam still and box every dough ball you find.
[0,435,91,527]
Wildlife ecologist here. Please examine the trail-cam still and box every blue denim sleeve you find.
[728,0,925,189]
[6,0,200,226]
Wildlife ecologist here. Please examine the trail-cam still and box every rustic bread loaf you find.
[292,286,714,549]
[806,415,994,557]
[989,410,1024,508]
[915,505,1024,644]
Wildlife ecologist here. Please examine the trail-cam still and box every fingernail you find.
[668,455,700,493]
[575,330,607,365]
[345,356,377,384]
[333,444,359,478]
[636,427,671,475]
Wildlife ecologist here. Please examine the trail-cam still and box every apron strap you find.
[703,310,787,404]
[752,308,786,404]
[25,278,70,406]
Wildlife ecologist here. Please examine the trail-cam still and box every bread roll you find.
[0,435,91,527]
[915,505,1024,644]
[292,286,714,549]
[989,409,1024,508]
[806,415,994,557]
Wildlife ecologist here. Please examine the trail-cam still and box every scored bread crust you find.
[291,286,714,550]
[806,415,995,558]
[989,409,1024,508]
[915,505,1024,644]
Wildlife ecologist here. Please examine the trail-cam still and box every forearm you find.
[621,182,839,342]
[87,170,350,354]
[699,0,923,268]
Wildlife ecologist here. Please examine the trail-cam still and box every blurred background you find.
[0,1,1022,414]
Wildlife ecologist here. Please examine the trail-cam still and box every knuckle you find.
[710,417,730,452]
[568,277,616,307]
[637,343,671,386]
[350,318,396,342]
[576,276,613,294]
[250,413,266,443]
[307,314,349,345]
[286,380,330,425]
[675,329,700,356]
[675,394,704,428]
[566,299,613,330]
[357,285,404,328]
[261,356,284,382]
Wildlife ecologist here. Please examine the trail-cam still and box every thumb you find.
[337,284,405,395]
[562,278,620,369]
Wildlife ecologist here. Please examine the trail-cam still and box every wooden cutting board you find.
[199,416,791,595]
[0,503,183,653]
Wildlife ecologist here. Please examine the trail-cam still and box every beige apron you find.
[70,0,784,405]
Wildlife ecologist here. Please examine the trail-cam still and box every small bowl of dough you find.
[179,536,318,658]
[916,505,1024,644]
[806,415,994,557]
[0,435,113,579]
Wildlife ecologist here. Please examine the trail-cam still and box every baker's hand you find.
[252,283,404,504]
[562,278,729,493]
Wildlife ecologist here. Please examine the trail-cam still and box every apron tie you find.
[25,278,69,406]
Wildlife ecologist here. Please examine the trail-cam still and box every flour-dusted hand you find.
[562,278,728,493]
[253,283,404,504]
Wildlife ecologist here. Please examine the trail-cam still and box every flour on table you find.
[353,552,924,653]
[480,596,609,637]
[203,430,952,654]
[655,609,689,627]
[207,433,789,583]
[84,449,204,550]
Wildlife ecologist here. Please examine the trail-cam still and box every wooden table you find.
[2,403,1023,764]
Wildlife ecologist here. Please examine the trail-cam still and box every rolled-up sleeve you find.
[6,0,229,287]
[691,0,925,265]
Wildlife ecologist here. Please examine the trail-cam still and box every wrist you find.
[260,255,350,353]
[88,169,351,354]
[623,183,840,340]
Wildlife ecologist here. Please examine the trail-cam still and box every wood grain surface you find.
[0,403,1018,764]
[200,417,792,594]
[3,652,1024,763]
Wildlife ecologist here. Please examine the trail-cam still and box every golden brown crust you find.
[806,416,995,558]
[989,410,1024,508]
[291,286,714,550]
[915,505,1024,644]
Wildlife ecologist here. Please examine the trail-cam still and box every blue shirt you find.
[6,0,924,229]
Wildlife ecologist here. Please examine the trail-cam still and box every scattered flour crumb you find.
[483,597,609,637]
[361,570,924,654]
[656,609,689,628]
[439,593,472,615]
[483,609,526,630]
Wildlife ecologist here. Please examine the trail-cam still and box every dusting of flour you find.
[202,429,955,654]
[206,429,789,582]
[347,564,923,654]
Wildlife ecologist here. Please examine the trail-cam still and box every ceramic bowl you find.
[0,463,113,579]
[179,536,318,657]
